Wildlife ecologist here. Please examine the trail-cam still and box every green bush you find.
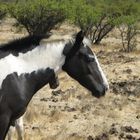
[0,2,6,22]
[113,0,140,52]
[59,0,116,44]
[8,0,66,35]
[6,0,140,51]
[61,0,140,49]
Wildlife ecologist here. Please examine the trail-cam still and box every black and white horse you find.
[0,31,109,140]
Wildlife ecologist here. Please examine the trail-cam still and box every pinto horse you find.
[0,31,109,140]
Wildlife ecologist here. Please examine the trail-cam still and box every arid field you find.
[1,18,140,140]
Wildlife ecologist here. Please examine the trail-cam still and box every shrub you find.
[0,2,6,22]
[60,0,116,44]
[8,0,66,35]
[114,0,140,52]
[62,0,140,48]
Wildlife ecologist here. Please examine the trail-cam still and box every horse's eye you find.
[85,54,95,62]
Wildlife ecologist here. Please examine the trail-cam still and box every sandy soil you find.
[0,18,140,140]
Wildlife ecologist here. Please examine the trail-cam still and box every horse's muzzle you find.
[50,82,59,89]
[91,85,108,98]
[49,76,59,89]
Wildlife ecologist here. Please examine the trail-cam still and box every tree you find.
[62,0,140,49]
[0,2,6,22]
[61,0,116,44]
[114,0,140,52]
[8,0,66,35]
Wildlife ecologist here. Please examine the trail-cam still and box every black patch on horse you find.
[0,34,50,59]
[0,68,58,119]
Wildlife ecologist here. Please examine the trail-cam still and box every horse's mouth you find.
[91,92,105,98]
[91,87,106,98]
[49,76,59,89]
[49,82,59,89]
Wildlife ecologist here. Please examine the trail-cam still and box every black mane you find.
[0,35,49,58]
[0,35,46,51]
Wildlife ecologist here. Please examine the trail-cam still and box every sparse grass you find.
[2,18,140,140]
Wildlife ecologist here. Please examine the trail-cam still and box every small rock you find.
[118,82,126,87]
[52,89,63,96]
[136,115,140,119]
[32,126,39,130]
[126,135,136,140]
[77,95,82,100]
[51,98,58,102]
[119,133,125,139]
[109,127,118,135]
[125,69,132,74]
[95,133,109,140]
[40,98,48,102]
[121,126,139,133]
[64,106,76,112]
[87,135,94,140]
[73,115,78,119]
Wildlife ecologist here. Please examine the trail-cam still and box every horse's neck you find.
[19,42,66,73]
[0,42,66,89]
[22,68,56,98]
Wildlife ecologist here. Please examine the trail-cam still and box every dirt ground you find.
[0,18,140,140]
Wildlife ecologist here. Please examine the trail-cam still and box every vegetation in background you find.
[8,0,65,35]
[113,0,140,52]
[60,0,140,49]
[58,0,116,44]
[2,0,140,52]
[0,2,6,22]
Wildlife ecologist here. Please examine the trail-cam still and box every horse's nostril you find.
[91,86,106,98]
[102,88,106,96]
[100,86,106,96]
[103,84,110,94]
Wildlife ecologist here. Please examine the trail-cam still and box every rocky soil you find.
[23,48,140,140]
[1,18,140,140]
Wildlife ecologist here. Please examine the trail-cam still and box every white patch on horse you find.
[0,41,67,88]
[82,37,109,90]
[94,53,109,90]
[83,37,92,47]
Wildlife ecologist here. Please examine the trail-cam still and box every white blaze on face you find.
[82,37,109,90]
[0,41,67,88]
[94,53,109,90]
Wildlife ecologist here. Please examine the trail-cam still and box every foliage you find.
[0,2,6,22]
[8,0,66,35]
[113,0,140,52]
[4,0,140,52]
[118,24,138,52]
[61,0,140,51]
[58,0,116,44]
[61,0,140,50]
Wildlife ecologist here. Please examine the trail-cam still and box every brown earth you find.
[1,18,140,140]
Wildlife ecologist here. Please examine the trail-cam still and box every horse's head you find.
[62,31,109,98]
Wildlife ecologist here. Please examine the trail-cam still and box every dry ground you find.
[0,18,140,140]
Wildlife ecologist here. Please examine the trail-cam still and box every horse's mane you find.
[0,35,47,52]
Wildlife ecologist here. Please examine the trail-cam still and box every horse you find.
[0,30,109,140]
[6,35,55,140]
[7,33,59,140]
[0,34,59,140]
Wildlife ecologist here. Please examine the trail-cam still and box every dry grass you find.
[2,18,140,140]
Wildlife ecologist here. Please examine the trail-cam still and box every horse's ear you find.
[74,30,85,46]
[63,30,85,59]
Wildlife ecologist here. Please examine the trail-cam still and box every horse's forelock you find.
[83,37,92,48]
